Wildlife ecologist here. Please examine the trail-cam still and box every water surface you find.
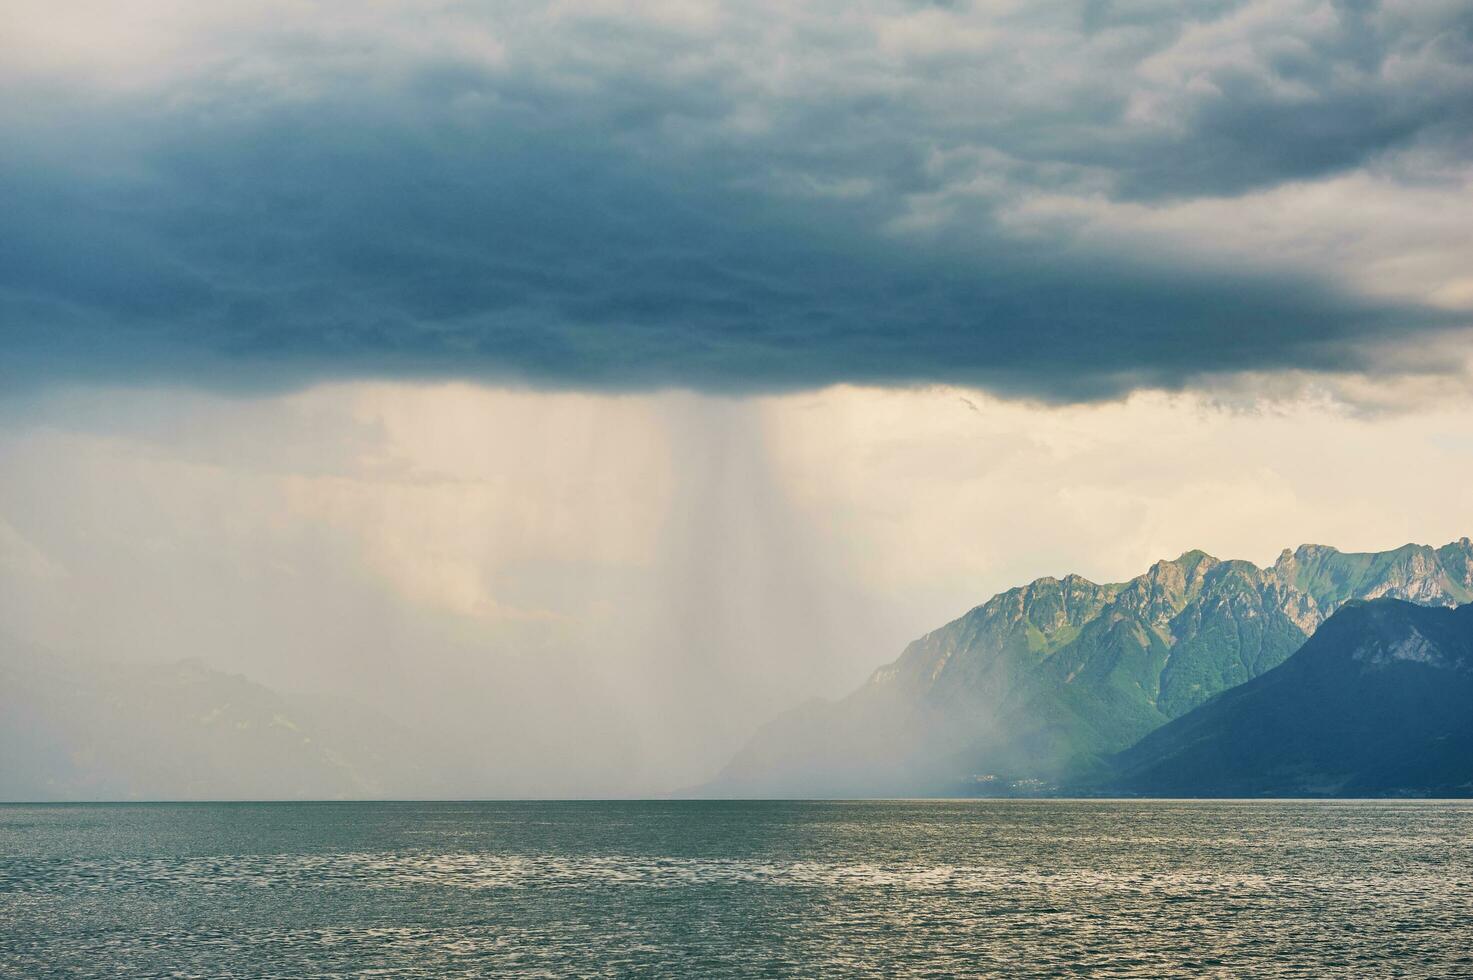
[2,800,1470,977]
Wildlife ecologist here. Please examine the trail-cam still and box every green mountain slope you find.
[712,539,1473,796]
[1107,599,1473,797]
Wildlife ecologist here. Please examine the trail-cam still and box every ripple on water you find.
[1,800,1471,978]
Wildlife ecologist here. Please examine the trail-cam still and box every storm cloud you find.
[3,0,1471,398]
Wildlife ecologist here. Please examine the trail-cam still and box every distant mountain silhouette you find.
[1107,598,1473,797]
[0,642,440,800]
[711,540,1473,796]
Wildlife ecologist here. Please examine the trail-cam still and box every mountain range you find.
[6,539,1471,800]
[711,539,1473,796]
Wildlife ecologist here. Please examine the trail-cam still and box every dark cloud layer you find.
[2,0,1470,399]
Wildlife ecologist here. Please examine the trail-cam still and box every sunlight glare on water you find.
[2,800,1470,977]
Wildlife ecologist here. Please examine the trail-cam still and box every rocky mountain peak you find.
[1113,550,1221,626]
[1441,538,1473,591]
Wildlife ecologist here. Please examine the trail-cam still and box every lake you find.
[2,800,1470,977]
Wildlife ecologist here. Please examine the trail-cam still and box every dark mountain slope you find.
[1109,599,1473,797]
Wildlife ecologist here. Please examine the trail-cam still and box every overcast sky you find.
[3,0,1472,793]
